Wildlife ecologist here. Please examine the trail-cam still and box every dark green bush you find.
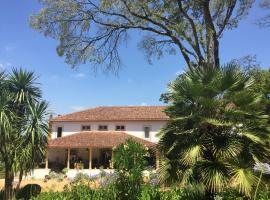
[0,189,4,200]
[30,191,65,200]
[31,183,118,200]
[31,183,270,200]
[16,184,41,200]
[139,186,161,200]
[113,139,148,200]
[72,172,90,183]
[63,183,96,199]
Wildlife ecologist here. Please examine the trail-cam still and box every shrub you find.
[31,183,118,200]
[63,183,95,199]
[148,171,159,186]
[62,168,68,175]
[139,186,161,200]
[113,139,148,200]
[16,184,41,200]
[99,171,118,188]
[31,191,65,200]
[72,172,90,183]
[44,170,66,182]
[0,189,4,200]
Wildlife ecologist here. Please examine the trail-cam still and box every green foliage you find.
[0,190,4,200]
[159,64,270,198]
[72,172,90,184]
[16,184,42,200]
[30,182,270,200]
[0,162,4,179]
[113,139,148,200]
[30,191,65,200]
[62,168,68,175]
[0,68,49,199]
[31,183,118,200]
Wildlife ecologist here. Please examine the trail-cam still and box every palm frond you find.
[199,160,230,193]
[180,145,202,166]
[229,168,258,197]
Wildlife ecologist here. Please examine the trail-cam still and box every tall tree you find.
[0,69,49,200]
[258,0,270,27]
[158,64,270,199]
[30,0,254,71]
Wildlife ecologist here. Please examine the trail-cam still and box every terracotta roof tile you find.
[50,106,168,122]
[48,131,156,148]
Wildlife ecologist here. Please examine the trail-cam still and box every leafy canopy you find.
[30,0,254,71]
[159,64,270,197]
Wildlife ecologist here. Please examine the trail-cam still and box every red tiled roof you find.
[50,106,168,122]
[48,131,156,148]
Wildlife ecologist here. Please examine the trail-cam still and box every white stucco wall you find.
[51,121,167,143]
[24,169,154,179]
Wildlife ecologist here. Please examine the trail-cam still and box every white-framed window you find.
[115,125,125,131]
[81,125,91,131]
[144,126,151,138]
[57,127,63,138]
[98,125,108,131]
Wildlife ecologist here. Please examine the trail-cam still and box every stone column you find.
[67,148,70,169]
[110,149,114,169]
[45,150,49,169]
[88,147,92,169]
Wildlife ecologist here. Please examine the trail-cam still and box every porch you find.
[44,131,159,171]
[46,147,113,170]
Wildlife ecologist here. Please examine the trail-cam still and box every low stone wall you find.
[23,169,115,180]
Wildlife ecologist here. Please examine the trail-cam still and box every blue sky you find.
[0,1,270,115]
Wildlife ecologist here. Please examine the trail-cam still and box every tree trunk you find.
[205,190,215,200]
[4,167,14,200]
[202,0,220,68]
[16,169,23,191]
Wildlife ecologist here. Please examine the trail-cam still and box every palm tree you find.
[15,101,49,190]
[0,68,49,200]
[158,64,270,199]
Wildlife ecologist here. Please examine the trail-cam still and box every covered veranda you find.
[45,131,159,171]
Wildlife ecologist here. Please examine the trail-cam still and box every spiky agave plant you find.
[158,63,270,199]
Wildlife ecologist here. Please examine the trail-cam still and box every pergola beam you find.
[45,151,48,169]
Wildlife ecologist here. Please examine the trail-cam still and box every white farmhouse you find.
[33,106,169,178]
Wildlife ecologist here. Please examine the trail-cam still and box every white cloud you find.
[69,105,85,111]
[72,73,86,79]
[0,64,4,70]
[0,62,12,70]
[140,102,148,106]
[4,45,16,52]
[50,75,59,80]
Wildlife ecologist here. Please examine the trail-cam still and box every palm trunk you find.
[16,169,24,191]
[4,167,14,200]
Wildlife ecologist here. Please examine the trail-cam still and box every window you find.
[57,127,62,138]
[144,126,150,138]
[98,125,108,131]
[81,125,91,131]
[115,125,125,131]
